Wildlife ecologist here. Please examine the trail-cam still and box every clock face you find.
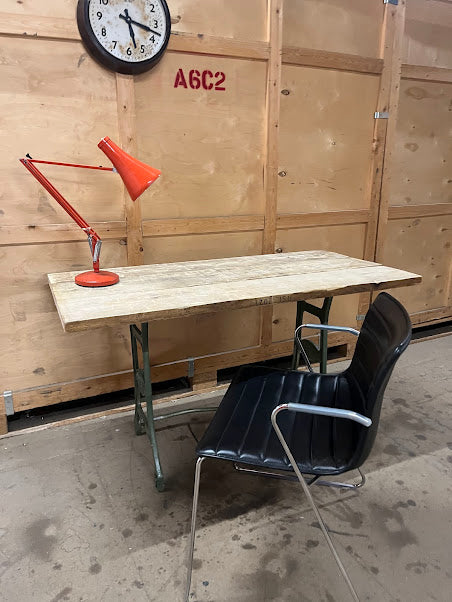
[77,0,171,75]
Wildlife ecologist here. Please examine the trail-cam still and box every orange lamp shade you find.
[98,136,161,201]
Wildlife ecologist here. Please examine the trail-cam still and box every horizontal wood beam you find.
[9,305,448,416]
[143,215,264,237]
[168,31,269,60]
[0,12,79,41]
[277,209,370,230]
[0,12,269,60]
[282,46,383,75]
[11,371,135,414]
[388,203,452,220]
[0,209,386,244]
[409,306,452,326]
[8,331,352,414]
[0,12,400,73]
[401,64,452,84]
[0,222,126,246]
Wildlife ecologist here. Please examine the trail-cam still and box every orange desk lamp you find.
[20,136,160,287]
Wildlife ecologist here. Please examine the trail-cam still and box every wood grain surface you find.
[48,251,421,332]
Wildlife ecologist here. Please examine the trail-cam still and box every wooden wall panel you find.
[403,0,452,69]
[1,0,76,20]
[143,231,262,264]
[147,307,261,365]
[377,1,451,324]
[278,66,380,213]
[142,231,262,363]
[134,52,267,220]
[283,0,383,58]
[0,241,129,393]
[381,215,451,315]
[0,0,450,430]
[168,0,267,41]
[391,79,452,206]
[272,224,367,341]
[0,37,122,227]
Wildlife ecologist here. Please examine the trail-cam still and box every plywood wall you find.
[0,0,450,432]
[377,0,452,325]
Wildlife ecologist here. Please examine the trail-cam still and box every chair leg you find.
[185,456,205,602]
[271,412,360,602]
[315,468,365,490]
[233,464,365,490]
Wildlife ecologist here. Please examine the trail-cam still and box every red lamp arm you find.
[19,157,111,272]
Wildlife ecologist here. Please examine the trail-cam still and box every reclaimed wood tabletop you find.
[48,250,421,332]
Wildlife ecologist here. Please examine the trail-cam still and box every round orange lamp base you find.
[75,270,119,287]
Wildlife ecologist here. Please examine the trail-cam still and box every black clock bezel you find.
[76,0,171,75]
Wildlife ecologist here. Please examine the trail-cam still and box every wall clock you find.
[77,0,171,75]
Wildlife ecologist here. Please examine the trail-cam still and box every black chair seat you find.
[197,365,364,475]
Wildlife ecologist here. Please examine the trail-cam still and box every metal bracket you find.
[374,111,389,119]
[188,358,195,379]
[356,314,366,322]
[384,0,398,5]
[3,390,14,416]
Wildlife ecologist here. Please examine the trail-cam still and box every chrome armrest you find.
[271,402,372,428]
[294,323,360,373]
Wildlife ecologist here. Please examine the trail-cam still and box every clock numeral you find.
[140,45,145,53]
[101,26,106,36]
[97,11,102,20]
[150,35,155,43]
[153,20,158,28]
[99,0,108,5]
[150,3,155,12]
[112,40,117,49]
[127,47,132,56]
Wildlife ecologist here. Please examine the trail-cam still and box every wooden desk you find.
[48,251,421,490]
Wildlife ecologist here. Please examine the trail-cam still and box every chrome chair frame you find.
[186,403,371,602]
[185,291,412,601]
[186,323,368,601]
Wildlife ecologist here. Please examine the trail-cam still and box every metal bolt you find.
[281,89,290,95]
[275,248,283,253]
[278,171,287,177]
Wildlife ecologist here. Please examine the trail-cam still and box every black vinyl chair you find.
[185,292,412,601]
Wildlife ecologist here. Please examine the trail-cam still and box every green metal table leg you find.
[131,327,146,436]
[291,297,333,374]
[130,323,165,492]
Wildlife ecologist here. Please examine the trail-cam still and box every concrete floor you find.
[0,336,451,602]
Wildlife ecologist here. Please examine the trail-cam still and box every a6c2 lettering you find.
[174,68,226,91]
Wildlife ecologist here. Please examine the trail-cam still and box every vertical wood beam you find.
[262,0,283,255]
[116,73,144,266]
[0,408,7,436]
[375,0,406,263]
[261,0,283,346]
[358,0,406,320]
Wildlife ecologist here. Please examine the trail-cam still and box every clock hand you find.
[119,10,137,48]
[129,18,161,36]
[128,22,137,48]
